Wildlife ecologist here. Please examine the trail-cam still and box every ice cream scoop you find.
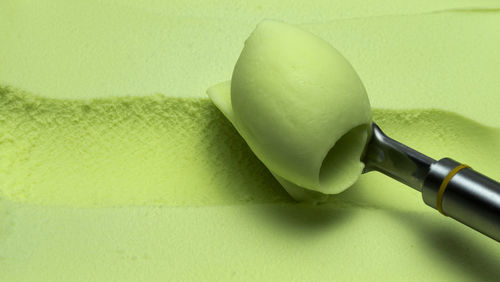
[207,20,500,241]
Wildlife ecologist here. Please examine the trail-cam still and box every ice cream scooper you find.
[363,123,500,241]
[207,20,500,242]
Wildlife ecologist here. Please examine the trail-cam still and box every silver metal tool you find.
[363,123,500,242]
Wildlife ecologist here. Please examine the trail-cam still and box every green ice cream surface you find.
[1,0,500,281]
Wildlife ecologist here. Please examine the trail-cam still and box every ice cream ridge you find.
[208,20,372,200]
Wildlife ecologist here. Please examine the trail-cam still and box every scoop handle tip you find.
[364,123,500,241]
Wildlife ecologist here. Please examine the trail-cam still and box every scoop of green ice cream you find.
[207,20,372,200]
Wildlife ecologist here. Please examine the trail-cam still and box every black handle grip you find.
[422,158,500,242]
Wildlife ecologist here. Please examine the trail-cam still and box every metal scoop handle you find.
[363,123,500,242]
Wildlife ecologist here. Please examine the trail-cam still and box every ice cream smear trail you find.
[207,20,372,201]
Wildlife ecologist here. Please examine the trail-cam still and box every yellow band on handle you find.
[437,164,470,215]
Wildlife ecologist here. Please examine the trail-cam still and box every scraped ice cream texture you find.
[207,21,372,199]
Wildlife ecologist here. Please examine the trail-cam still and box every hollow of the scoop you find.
[318,124,370,194]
